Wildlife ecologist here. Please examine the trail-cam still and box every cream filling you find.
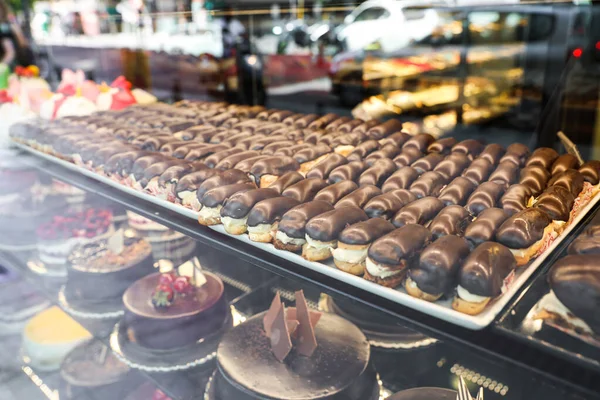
[365,257,401,278]
[275,230,305,246]
[178,190,201,210]
[536,291,593,334]
[331,246,368,264]
[305,235,337,250]
[248,223,272,235]
[456,285,489,303]
[198,205,222,221]
[222,216,248,230]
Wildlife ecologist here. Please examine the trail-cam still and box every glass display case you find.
[2,1,600,399]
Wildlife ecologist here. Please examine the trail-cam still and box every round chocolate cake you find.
[210,310,379,400]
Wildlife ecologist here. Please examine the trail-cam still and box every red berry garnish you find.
[152,284,174,310]
[173,276,191,294]
[158,273,176,286]
[152,390,169,400]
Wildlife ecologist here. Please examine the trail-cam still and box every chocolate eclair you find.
[272,110,297,123]
[204,147,244,168]
[169,142,208,160]
[463,208,509,248]
[428,205,472,239]
[364,143,402,166]
[367,119,403,140]
[465,181,505,216]
[568,232,600,255]
[478,143,505,165]
[346,140,380,161]
[519,165,551,196]
[358,158,396,187]
[500,184,532,216]
[462,158,494,185]
[499,143,530,167]
[274,200,334,252]
[294,114,319,129]
[330,131,368,155]
[534,185,574,222]
[547,169,585,198]
[363,189,417,219]
[392,196,444,227]
[328,161,367,184]
[262,140,295,155]
[427,137,457,154]
[303,206,368,261]
[294,143,332,173]
[379,131,411,147]
[196,169,252,201]
[234,155,270,173]
[452,242,516,315]
[104,150,149,179]
[274,143,312,157]
[130,154,167,185]
[365,224,432,288]
[433,153,471,180]
[282,178,329,203]
[382,166,420,192]
[314,180,358,205]
[307,113,339,130]
[175,169,221,209]
[411,153,445,174]
[250,156,301,188]
[246,197,301,243]
[267,171,305,194]
[198,183,256,225]
[409,171,447,199]
[306,153,348,180]
[138,160,187,189]
[338,119,365,133]
[332,218,395,275]
[215,150,261,170]
[496,208,556,266]
[154,163,207,201]
[184,144,231,161]
[526,147,559,170]
[393,147,424,167]
[335,185,382,209]
[452,139,485,160]
[438,176,476,206]
[406,235,470,301]
[551,154,580,176]
[579,160,600,184]
[402,133,435,153]
[488,161,519,188]
[325,116,352,132]
[220,188,280,235]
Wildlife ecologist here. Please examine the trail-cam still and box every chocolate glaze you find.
[160,140,195,155]
[274,143,312,157]
[478,144,505,165]
[438,177,476,206]
[262,140,295,155]
[427,137,458,154]
[496,208,552,249]
[463,208,509,248]
[364,189,417,219]
[579,160,600,184]
[204,148,243,169]
[458,242,516,297]
[215,150,260,170]
[465,181,505,216]
[270,110,295,123]
[282,178,329,203]
[294,144,332,164]
[268,171,305,194]
[535,185,574,222]
[335,185,382,209]
[314,180,358,205]
[403,133,435,153]
[250,156,301,184]
[221,188,280,219]
[305,206,368,242]
[325,116,353,132]
[368,224,432,266]
[196,169,252,200]
[140,160,186,187]
[130,155,166,179]
[352,120,379,134]
[462,158,494,185]
[294,114,319,129]
[500,184,532,216]
[548,169,585,198]
[519,165,551,196]
[328,161,367,184]
[279,200,335,239]
[358,158,396,187]
[364,144,402,166]
[568,234,600,255]
[392,197,444,227]
[500,143,530,167]
[330,132,368,148]
[428,205,472,239]
[393,147,424,168]
[549,255,600,333]
[234,155,270,173]
[176,169,221,197]
[339,218,395,246]
[412,153,445,174]
[158,163,202,187]
[201,183,256,208]
[338,119,365,133]
[488,161,519,188]
[382,166,420,192]
[433,153,471,180]
[526,147,559,170]
[347,140,380,161]
[247,197,301,227]
[307,153,349,180]
[410,235,470,295]
[105,150,149,176]
[551,154,580,176]
[367,119,403,140]
[184,144,230,161]
[409,171,447,199]
[451,139,485,159]
[379,131,411,147]
[178,125,219,142]
[308,113,339,130]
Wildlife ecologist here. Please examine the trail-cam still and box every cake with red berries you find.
[121,270,230,350]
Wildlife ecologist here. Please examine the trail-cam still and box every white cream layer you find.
[305,235,336,250]
[275,231,305,246]
[365,257,400,278]
[456,285,489,303]
[198,206,222,221]
[331,247,368,264]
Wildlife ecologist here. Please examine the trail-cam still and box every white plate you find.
[15,142,600,330]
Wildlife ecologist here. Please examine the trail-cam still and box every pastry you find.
[198,183,256,225]
[365,224,432,287]
[367,119,403,139]
[274,201,334,252]
[282,178,329,203]
[406,235,470,301]
[363,189,417,219]
[220,188,280,235]
[392,197,444,227]
[358,158,396,187]
[328,161,367,184]
[579,160,600,184]
[379,131,411,147]
[433,153,471,180]
[335,185,382,208]
[525,147,559,170]
[294,144,332,173]
[306,153,348,180]
[428,205,472,239]
[347,140,380,161]
[452,242,516,315]
[534,185,575,222]
[478,143,505,165]
[451,139,484,159]
[547,169,585,198]
[175,169,220,210]
[250,156,302,188]
[381,166,420,192]
[393,147,423,167]
[465,181,504,215]
[427,137,457,154]
[247,197,301,243]
[196,169,252,201]
[409,171,447,198]
[437,176,476,206]
[411,153,445,174]
[313,180,358,205]
[462,158,494,185]
[500,184,532,216]
[402,133,435,152]
[267,171,305,194]
[307,113,339,130]
[568,228,600,255]
[499,143,530,167]
[519,165,551,196]
[364,144,402,166]
[551,154,580,176]
[487,161,519,188]
[463,207,509,248]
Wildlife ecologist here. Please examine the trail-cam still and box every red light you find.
[572,48,583,58]
[596,41,600,50]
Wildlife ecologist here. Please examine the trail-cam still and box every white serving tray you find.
[15,142,600,330]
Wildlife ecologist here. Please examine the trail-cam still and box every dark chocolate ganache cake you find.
[210,310,379,400]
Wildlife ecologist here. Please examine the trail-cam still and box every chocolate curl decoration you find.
[263,292,282,336]
[263,293,300,362]
[293,290,321,357]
